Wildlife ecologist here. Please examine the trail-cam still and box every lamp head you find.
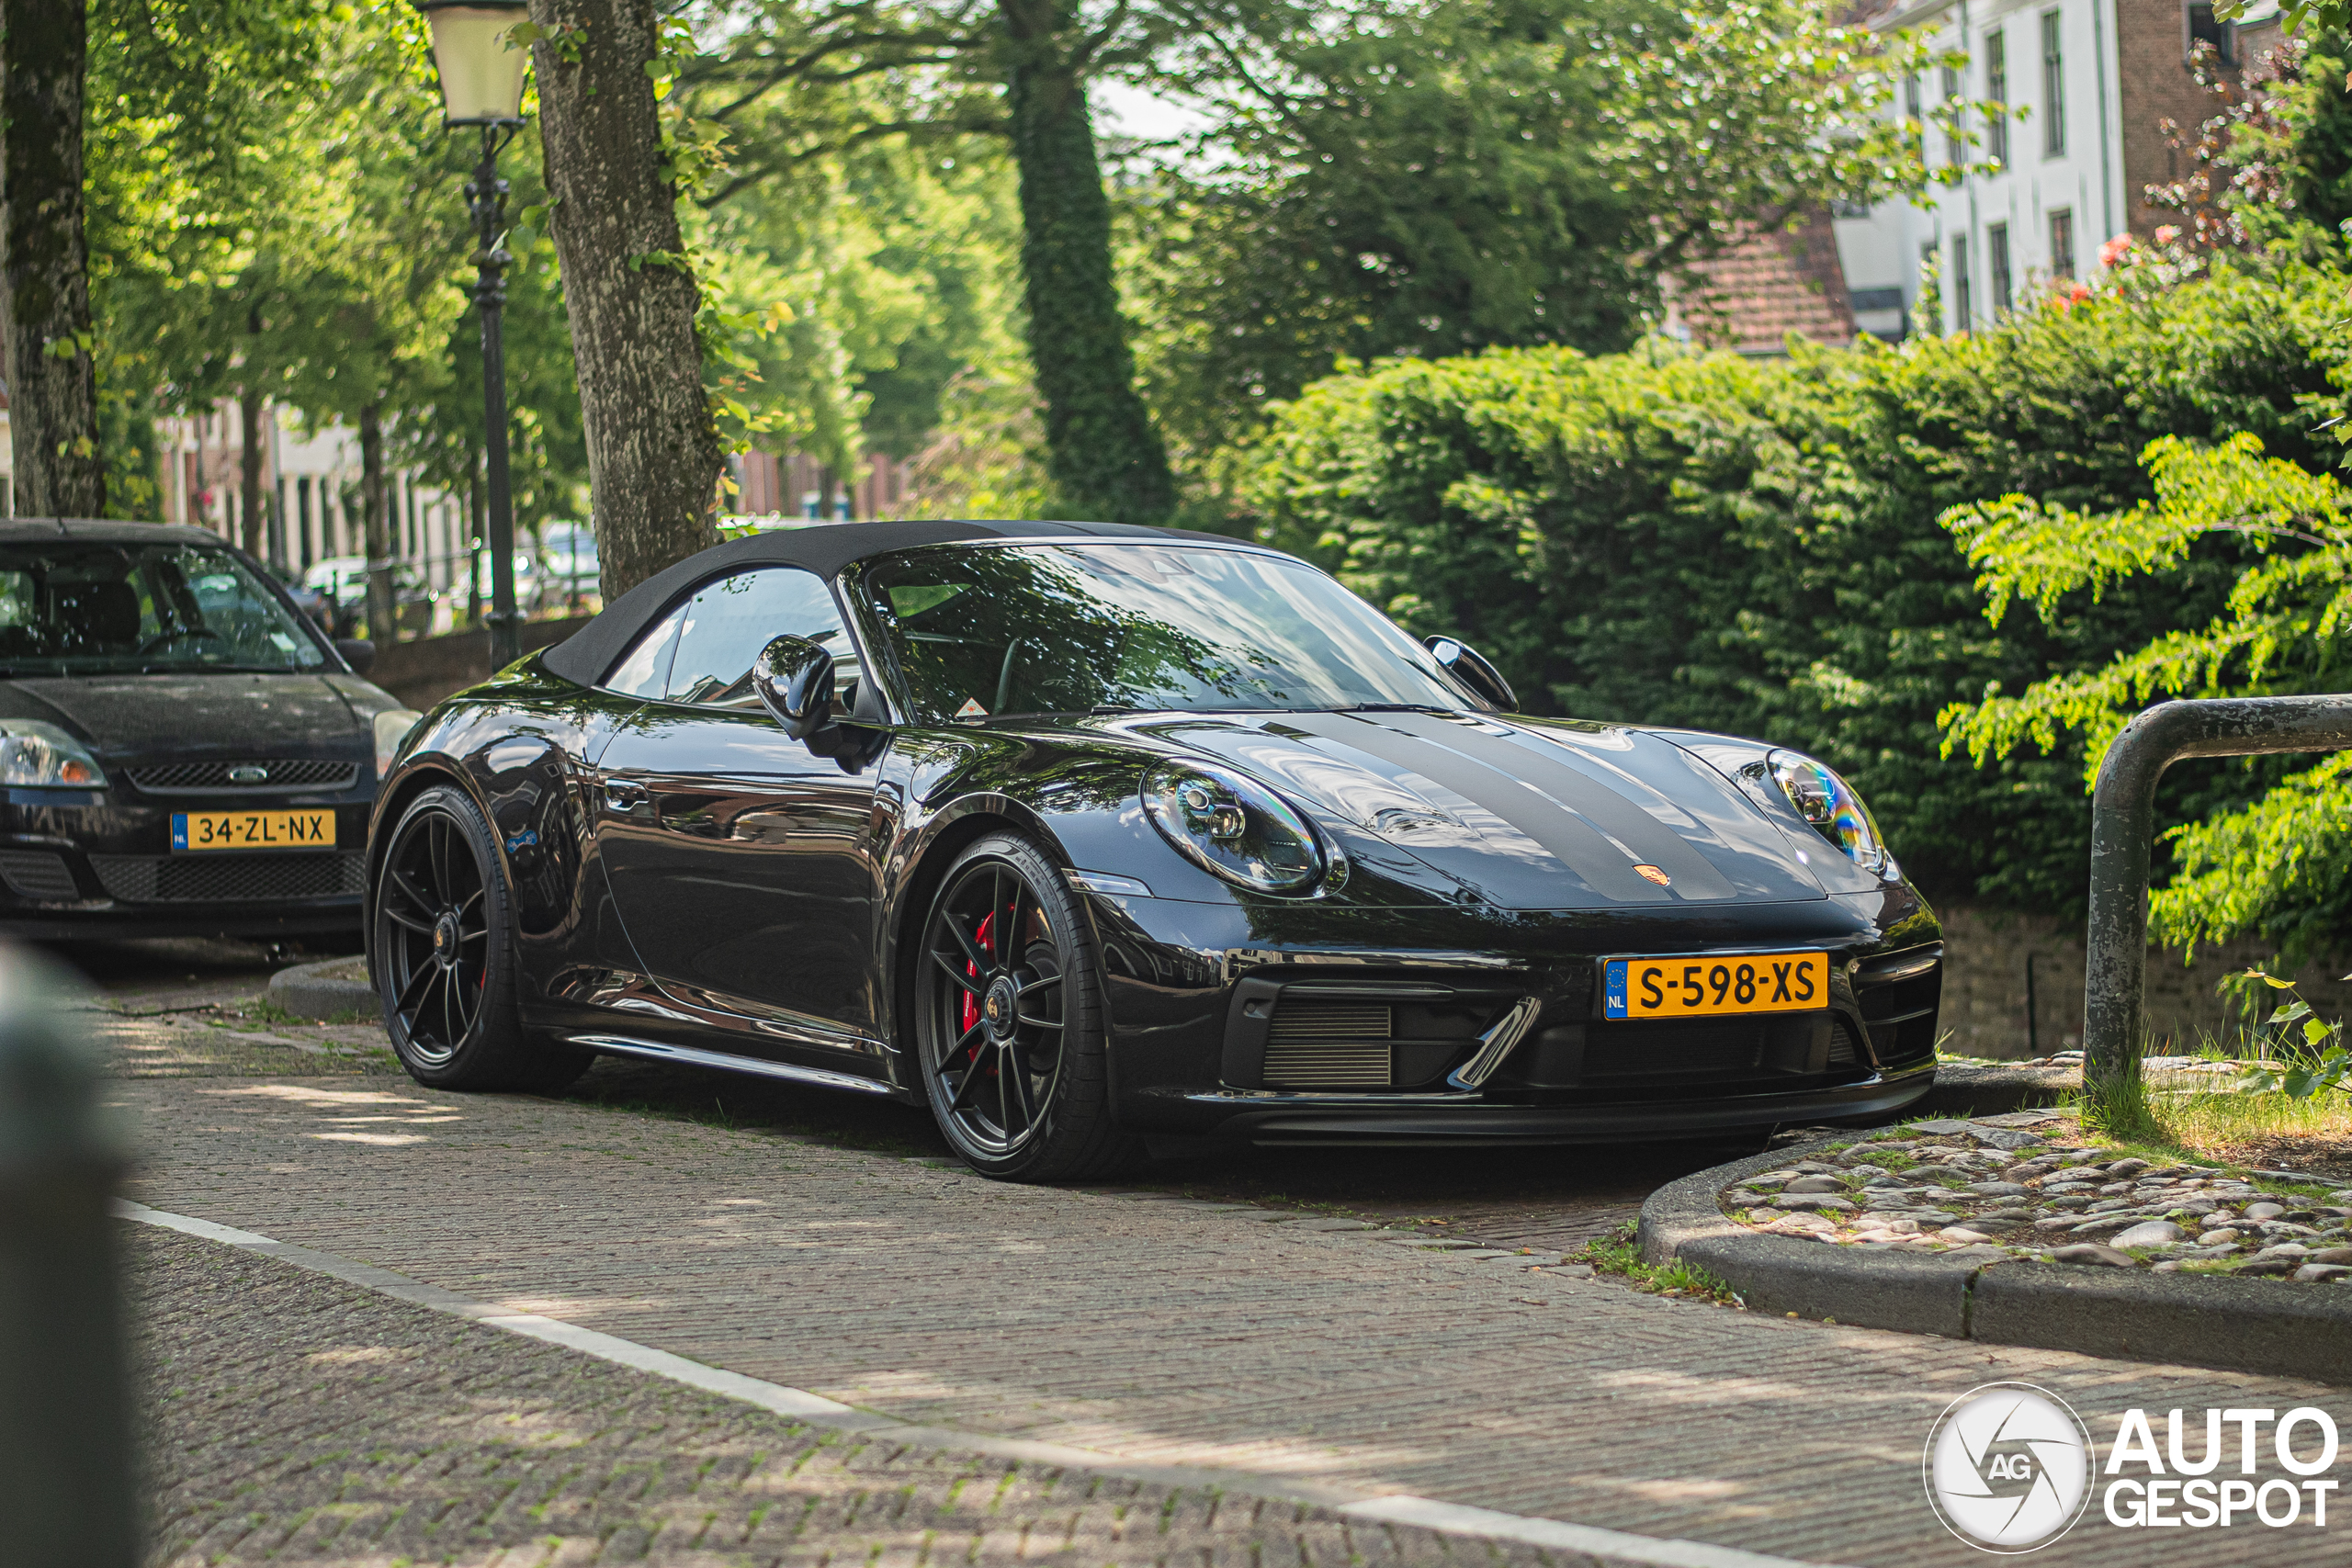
[414,0,531,127]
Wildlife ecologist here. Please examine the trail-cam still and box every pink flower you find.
[2098,233,2135,267]
[2154,224,2182,245]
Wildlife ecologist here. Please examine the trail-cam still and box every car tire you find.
[911,831,1142,1181]
[372,783,587,1093]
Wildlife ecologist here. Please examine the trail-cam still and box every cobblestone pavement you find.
[117,1063,2352,1568]
[68,930,1698,1254]
[136,1225,1605,1568]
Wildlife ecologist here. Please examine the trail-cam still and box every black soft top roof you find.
[541,518,1255,687]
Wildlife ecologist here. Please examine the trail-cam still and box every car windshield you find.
[0,541,331,676]
[861,543,1476,718]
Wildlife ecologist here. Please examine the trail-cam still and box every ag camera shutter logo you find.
[1924,1382,2095,1552]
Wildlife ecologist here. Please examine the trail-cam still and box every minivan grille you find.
[127,759,359,795]
[92,853,364,903]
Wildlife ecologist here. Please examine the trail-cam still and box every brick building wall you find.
[1936,900,2352,1058]
[2112,0,2242,237]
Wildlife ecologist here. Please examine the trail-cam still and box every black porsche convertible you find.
[369,519,1941,1179]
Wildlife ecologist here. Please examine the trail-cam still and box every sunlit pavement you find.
[74,938,2349,1565]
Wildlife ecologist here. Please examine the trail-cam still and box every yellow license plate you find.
[172,809,337,852]
[1603,952,1828,1020]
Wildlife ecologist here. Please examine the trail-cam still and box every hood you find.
[0,673,380,761]
[1127,709,1827,910]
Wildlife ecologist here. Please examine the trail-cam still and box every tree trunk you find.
[1000,0,1172,525]
[1,0,104,517]
[238,385,267,558]
[359,404,394,641]
[528,0,722,599]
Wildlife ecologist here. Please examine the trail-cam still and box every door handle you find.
[604,780,650,813]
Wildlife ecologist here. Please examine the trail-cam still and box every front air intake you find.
[1261,998,1392,1088]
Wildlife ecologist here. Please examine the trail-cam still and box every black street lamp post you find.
[415,0,530,667]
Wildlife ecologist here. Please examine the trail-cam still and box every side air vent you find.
[1262,999,1392,1088]
[0,851,79,901]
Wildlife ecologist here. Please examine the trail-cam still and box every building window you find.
[2186,0,2235,65]
[1985,30,2008,166]
[2041,10,2066,156]
[1952,237,1973,329]
[1941,65,1963,168]
[1988,222,2013,312]
[2050,208,2075,277]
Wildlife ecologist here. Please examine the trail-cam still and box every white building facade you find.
[1838,0,2282,337]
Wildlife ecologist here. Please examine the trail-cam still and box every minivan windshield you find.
[862,543,1477,719]
[0,541,331,676]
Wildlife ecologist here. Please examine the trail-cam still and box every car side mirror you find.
[753,634,835,740]
[1422,636,1515,712]
[335,637,376,675]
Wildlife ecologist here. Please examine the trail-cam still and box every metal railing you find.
[2084,694,2352,1090]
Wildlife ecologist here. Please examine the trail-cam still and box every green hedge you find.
[1234,264,2352,914]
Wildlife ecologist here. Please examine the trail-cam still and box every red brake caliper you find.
[957,911,996,1049]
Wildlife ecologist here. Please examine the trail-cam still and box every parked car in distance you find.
[370,519,1942,1181]
[535,521,600,615]
[0,520,420,939]
[301,555,440,639]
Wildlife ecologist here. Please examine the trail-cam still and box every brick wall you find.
[1936,900,2352,1058]
[2113,0,2234,238]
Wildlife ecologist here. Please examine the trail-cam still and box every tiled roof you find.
[1668,209,1858,356]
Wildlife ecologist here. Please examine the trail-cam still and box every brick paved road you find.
[113,1064,2352,1568]
[138,1225,1616,1567]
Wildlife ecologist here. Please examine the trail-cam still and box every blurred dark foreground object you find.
[0,945,135,1565]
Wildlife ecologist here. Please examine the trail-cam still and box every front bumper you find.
[0,785,372,938]
[1084,881,1944,1143]
[1172,1064,1934,1145]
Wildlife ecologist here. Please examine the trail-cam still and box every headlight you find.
[1762,750,1890,875]
[0,721,104,787]
[373,708,425,778]
[1143,760,1324,893]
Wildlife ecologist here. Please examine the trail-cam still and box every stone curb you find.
[1911,1062,2078,1119]
[1639,1134,2352,1384]
[266,955,376,1020]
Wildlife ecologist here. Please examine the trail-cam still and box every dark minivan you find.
[0,520,416,938]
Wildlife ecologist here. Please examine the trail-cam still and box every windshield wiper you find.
[1330,703,1451,714]
[134,663,295,676]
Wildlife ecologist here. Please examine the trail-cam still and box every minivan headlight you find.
[0,720,105,787]
[1144,760,1324,892]
[1763,750,1889,874]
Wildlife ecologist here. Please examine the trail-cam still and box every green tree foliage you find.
[680,0,1178,521]
[1231,262,2352,916]
[1942,431,2352,960]
[1127,0,1973,460]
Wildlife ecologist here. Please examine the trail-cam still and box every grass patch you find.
[1577,1223,1745,1307]
[2153,1086,2352,1158]
[2062,1061,2352,1182]
[2081,1058,2165,1145]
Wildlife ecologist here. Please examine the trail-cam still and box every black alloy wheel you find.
[372,784,585,1091]
[914,833,1136,1179]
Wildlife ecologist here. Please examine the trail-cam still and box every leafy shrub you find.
[1231,263,2352,913]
